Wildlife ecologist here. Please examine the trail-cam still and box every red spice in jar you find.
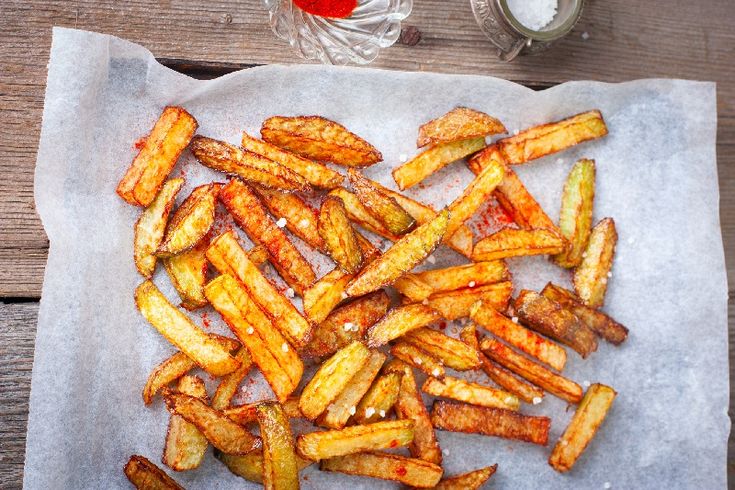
[293,0,357,18]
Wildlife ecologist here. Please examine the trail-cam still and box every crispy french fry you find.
[431,465,498,490]
[319,196,364,274]
[574,217,617,308]
[553,159,596,267]
[297,420,414,461]
[163,375,209,471]
[414,261,509,294]
[393,273,435,302]
[256,401,300,490]
[207,230,312,347]
[329,187,400,240]
[391,342,446,378]
[190,136,310,192]
[299,341,371,420]
[124,455,185,490]
[393,137,486,190]
[135,280,240,376]
[514,289,598,358]
[421,281,513,321]
[345,210,449,297]
[248,244,270,267]
[261,115,382,167]
[253,185,325,251]
[157,183,221,257]
[417,107,506,148]
[164,392,260,455]
[549,383,617,472]
[134,178,184,277]
[163,237,209,310]
[319,351,386,429]
[541,283,628,344]
[216,450,312,484]
[470,301,567,370]
[117,107,197,207]
[348,169,416,234]
[321,451,443,488]
[472,228,567,261]
[353,372,402,424]
[445,158,504,240]
[242,130,344,189]
[481,337,583,404]
[423,376,519,411]
[302,268,354,326]
[366,304,440,347]
[403,328,480,371]
[224,397,303,425]
[211,349,253,410]
[431,400,550,445]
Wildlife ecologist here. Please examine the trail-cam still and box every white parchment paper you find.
[26,27,728,489]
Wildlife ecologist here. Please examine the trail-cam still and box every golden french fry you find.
[117,107,197,207]
[256,401,300,490]
[248,244,270,267]
[393,137,486,190]
[329,187,400,240]
[157,183,221,258]
[391,342,446,379]
[417,107,506,148]
[224,397,303,426]
[393,273,435,302]
[302,268,354,326]
[553,159,596,267]
[403,328,480,371]
[319,195,364,274]
[163,375,209,471]
[472,228,567,261]
[423,375,519,411]
[134,178,184,277]
[163,238,209,310]
[445,158,504,240]
[421,281,513,321]
[253,185,325,251]
[124,455,185,490]
[211,349,253,410]
[321,451,443,488]
[353,371,402,424]
[216,450,312,484]
[135,280,240,377]
[574,217,617,308]
[366,304,440,347]
[261,115,382,167]
[549,383,617,472]
[414,261,509,294]
[431,400,550,445]
[297,420,414,461]
[348,169,416,235]
[431,465,498,490]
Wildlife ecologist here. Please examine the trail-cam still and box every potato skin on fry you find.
[574,217,617,308]
[391,342,446,379]
[417,107,506,148]
[421,281,513,321]
[445,158,504,240]
[367,303,440,347]
[348,169,416,235]
[321,451,443,488]
[472,228,567,262]
[163,237,209,310]
[253,185,325,252]
[432,465,498,490]
[157,183,221,258]
[124,455,185,490]
[553,159,596,268]
[216,450,312,484]
[414,261,509,294]
[256,401,300,490]
[163,375,209,471]
[393,137,486,190]
[319,196,364,274]
[403,328,481,371]
[422,375,520,411]
[297,419,415,461]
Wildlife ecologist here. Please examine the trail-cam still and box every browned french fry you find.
[248,244,270,267]
[414,261,509,294]
[431,465,498,490]
[481,337,583,404]
[445,158,504,240]
[423,376,519,410]
[157,183,221,258]
[163,237,209,310]
[242,130,344,189]
[417,107,506,148]
[252,185,325,251]
[574,217,617,308]
[472,228,567,261]
[549,383,617,472]
[124,455,185,490]
[393,137,486,190]
[348,169,416,235]
[329,187,400,240]
[393,274,435,302]
[261,115,382,167]
[391,342,446,378]
[319,195,364,274]
[256,401,300,490]
[353,372,402,424]
[117,107,197,207]
[163,375,209,471]
[541,283,628,345]
[366,304,440,348]
[421,281,513,321]
[321,451,443,488]
[134,178,184,277]
[211,349,253,410]
[303,268,354,325]
[297,420,414,461]
[224,397,303,426]
[216,449,313,484]
[403,328,480,371]
[470,301,567,370]
[553,159,596,267]
[431,400,549,445]
[135,281,240,377]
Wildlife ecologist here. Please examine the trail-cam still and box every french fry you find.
[393,137,486,190]
[248,244,270,267]
[403,328,481,371]
[472,228,567,261]
[353,372,402,424]
[417,107,506,148]
[256,401,300,490]
[574,217,617,308]
[157,183,221,257]
[480,337,583,404]
[319,351,386,429]
[423,376,519,411]
[206,230,312,347]
[431,400,550,445]
[261,115,382,167]
[319,196,364,274]
[553,159,596,267]
[242,130,344,189]
[514,290,598,358]
[164,392,261,455]
[205,274,303,401]
[163,237,209,310]
[135,280,240,377]
[117,107,197,207]
[224,397,303,425]
[216,450,312,484]
[384,359,442,464]
[549,383,617,472]
[470,301,567,370]
[444,158,504,240]
[220,179,316,293]
[366,304,440,347]
[299,341,371,420]
[431,465,498,490]
[163,375,209,471]
[391,342,446,378]
[190,135,310,192]
[303,268,353,325]
[321,451,443,488]
[345,210,449,297]
[421,281,513,321]
[253,185,325,251]
[541,283,628,345]
[348,169,416,235]
[329,187,400,240]
[393,273,435,302]
[124,455,185,490]
[414,261,509,294]
[134,178,184,277]
[211,349,253,410]
[297,420,414,461]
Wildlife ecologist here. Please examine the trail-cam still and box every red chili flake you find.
[438,321,447,330]
[133,137,147,150]
[293,0,357,18]
[395,466,407,476]
[201,312,211,329]
[389,439,399,448]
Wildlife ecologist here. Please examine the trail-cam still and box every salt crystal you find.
[276,217,287,228]
[432,368,441,377]
[281,343,289,352]
[468,281,476,288]
[511,316,519,323]
[343,322,354,331]
[607,271,613,278]
[341,292,349,299]
[603,483,611,489]
[427,255,436,264]
[414,357,423,365]
[422,299,430,305]
[298,219,310,228]
[583,380,591,388]
[349,406,356,416]
[399,154,408,162]
[379,409,386,418]
[246,327,254,335]
[582,31,590,40]
[628,236,636,244]
[507,0,558,31]
[513,128,520,135]
[284,288,295,298]
[532,396,542,405]
[365,407,375,418]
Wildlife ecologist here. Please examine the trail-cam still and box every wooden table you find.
[1,1,733,487]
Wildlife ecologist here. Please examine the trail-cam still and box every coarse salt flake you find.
[427,255,436,264]
[284,288,295,298]
[276,217,287,228]
[601,277,608,284]
[399,154,408,162]
[513,128,520,135]
[341,292,349,299]
[379,409,386,418]
[511,316,519,323]
[505,396,515,404]
[281,343,289,352]
[532,396,542,405]
[422,299,430,305]
[349,406,356,416]
[298,219,310,228]
[583,380,591,388]
[432,368,441,377]
[414,357,423,365]
[468,281,476,288]
[365,407,376,418]
[246,327,254,335]
[582,31,590,40]
[343,322,355,331]
[506,0,558,31]
[603,483,611,489]
[607,271,613,278]
[628,236,636,244]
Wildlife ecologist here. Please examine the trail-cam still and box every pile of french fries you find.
[119,105,627,489]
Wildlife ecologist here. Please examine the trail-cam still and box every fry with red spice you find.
[472,228,567,261]
[163,237,209,310]
[366,304,440,347]
[444,158,504,240]
[574,217,617,308]
[431,465,498,490]
[420,281,512,321]
[423,375,520,410]
[393,273,435,302]
[216,449,313,484]
[256,401,300,490]
[163,375,209,471]
[297,420,414,461]
[321,451,443,488]
[393,137,486,190]
[252,185,325,251]
[124,455,185,490]
[157,183,221,258]
[413,261,509,294]
[224,397,303,426]
[403,328,480,371]
[319,195,364,274]
[391,342,446,379]
[348,169,416,235]
[417,107,506,148]
[134,178,184,277]
[353,371,402,424]
[553,158,596,267]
